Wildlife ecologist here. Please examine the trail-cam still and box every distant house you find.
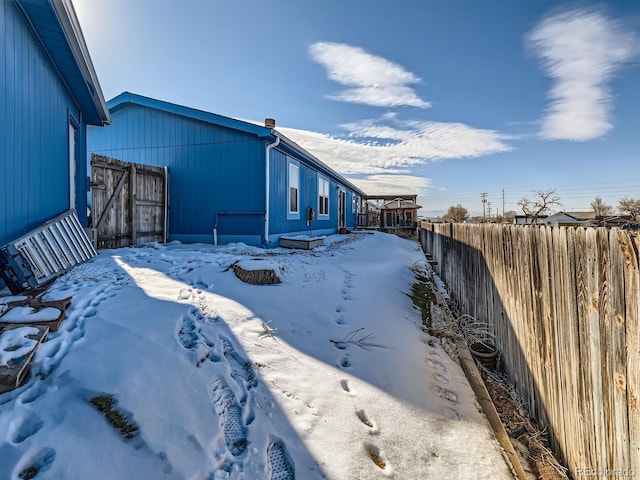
[543,211,593,227]
[514,214,549,225]
[0,0,110,247]
[379,198,422,237]
[88,93,365,246]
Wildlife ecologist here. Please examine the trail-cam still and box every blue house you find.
[88,93,366,246]
[0,0,110,247]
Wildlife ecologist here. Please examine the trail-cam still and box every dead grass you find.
[90,395,139,440]
[366,445,386,470]
[482,371,568,480]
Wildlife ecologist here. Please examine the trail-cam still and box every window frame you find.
[68,114,79,210]
[318,175,330,218]
[287,159,300,220]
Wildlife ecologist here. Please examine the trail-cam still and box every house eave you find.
[16,0,110,125]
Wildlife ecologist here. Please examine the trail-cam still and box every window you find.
[288,161,299,217]
[69,119,78,209]
[352,194,357,213]
[318,176,329,217]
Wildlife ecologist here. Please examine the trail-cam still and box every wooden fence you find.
[419,222,639,477]
[90,154,168,249]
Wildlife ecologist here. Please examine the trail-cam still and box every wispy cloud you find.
[278,115,511,176]
[308,42,430,108]
[348,175,431,196]
[528,8,638,141]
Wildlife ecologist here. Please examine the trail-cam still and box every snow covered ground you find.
[0,232,514,479]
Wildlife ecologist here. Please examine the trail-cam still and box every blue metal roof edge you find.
[274,133,366,197]
[107,92,273,138]
[106,92,366,197]
[15,0,110,125]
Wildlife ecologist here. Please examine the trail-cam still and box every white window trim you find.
[68,117,78,210]
[352,193,357,214]
[318,175,330,218]
[287,159,300,220]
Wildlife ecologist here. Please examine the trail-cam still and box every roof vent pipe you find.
[265,118,276,129]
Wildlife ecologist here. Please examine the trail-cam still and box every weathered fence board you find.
[623,232,640,473]
[419,222,639,477]
[91,154,168,249]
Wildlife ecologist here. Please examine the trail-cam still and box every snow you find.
[234,259,281,272]
[0,307,61,323]
[0,232,513,479]
[0,326,39,366]
[0,296,28,316]
[279,235,326,240]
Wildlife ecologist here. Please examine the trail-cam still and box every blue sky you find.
[73,0,640,217]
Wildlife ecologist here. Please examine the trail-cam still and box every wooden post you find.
[622,231,640,473]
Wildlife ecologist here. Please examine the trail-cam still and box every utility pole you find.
[481,193,488,223]
[487,201,492,221]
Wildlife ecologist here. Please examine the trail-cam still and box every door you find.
[69,121,77,209]
[338,189,346,228]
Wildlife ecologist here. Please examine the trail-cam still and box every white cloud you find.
[528,8,638,141]
[348,175,431,196]
[308,42,430,108]
[278,115,511,175]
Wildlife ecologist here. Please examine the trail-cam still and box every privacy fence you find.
[419,222,639,477]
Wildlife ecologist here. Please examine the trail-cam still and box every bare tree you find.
[517,189,561,223]
[503,210,517,224]
[443,204,469,223]
[591,196,613,217]
[618,198,640,222]
[590,196,614,225]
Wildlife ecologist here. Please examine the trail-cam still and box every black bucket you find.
[469,342,499,371]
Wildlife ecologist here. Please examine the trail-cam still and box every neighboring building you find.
[514,214,549,225]
[543,211,593,227]
[379,197,422,237]
[88,93,365,246]
[0,0,109,290]
[0,0,110,247]
[361,201,381,229]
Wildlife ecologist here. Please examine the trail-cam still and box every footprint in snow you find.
[432,385,458,404]
[365,443,389,472]
[337,356,351,368]
[177,314,212,365]
[433,373,449,385]
[211,377,248,457]
[356,409,379,434]
[444,407,460,421]
[426,358,446,373]
[14,447,56,479]
[10,414,44,444]
[340,379,350,393]
[266,438,295,480]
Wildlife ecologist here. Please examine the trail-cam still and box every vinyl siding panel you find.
[268,148,359,238]
[1,2,86,247]
[88,105,266,241]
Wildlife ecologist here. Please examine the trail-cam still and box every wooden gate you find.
[90,154,168,249]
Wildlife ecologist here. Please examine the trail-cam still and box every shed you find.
[87,93,366,247]
[1,0,110,289]
[379,198,422,237]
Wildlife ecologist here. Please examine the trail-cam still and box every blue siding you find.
[88,105,267,243]
[0,1,87,247]
[267,148,359,244]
